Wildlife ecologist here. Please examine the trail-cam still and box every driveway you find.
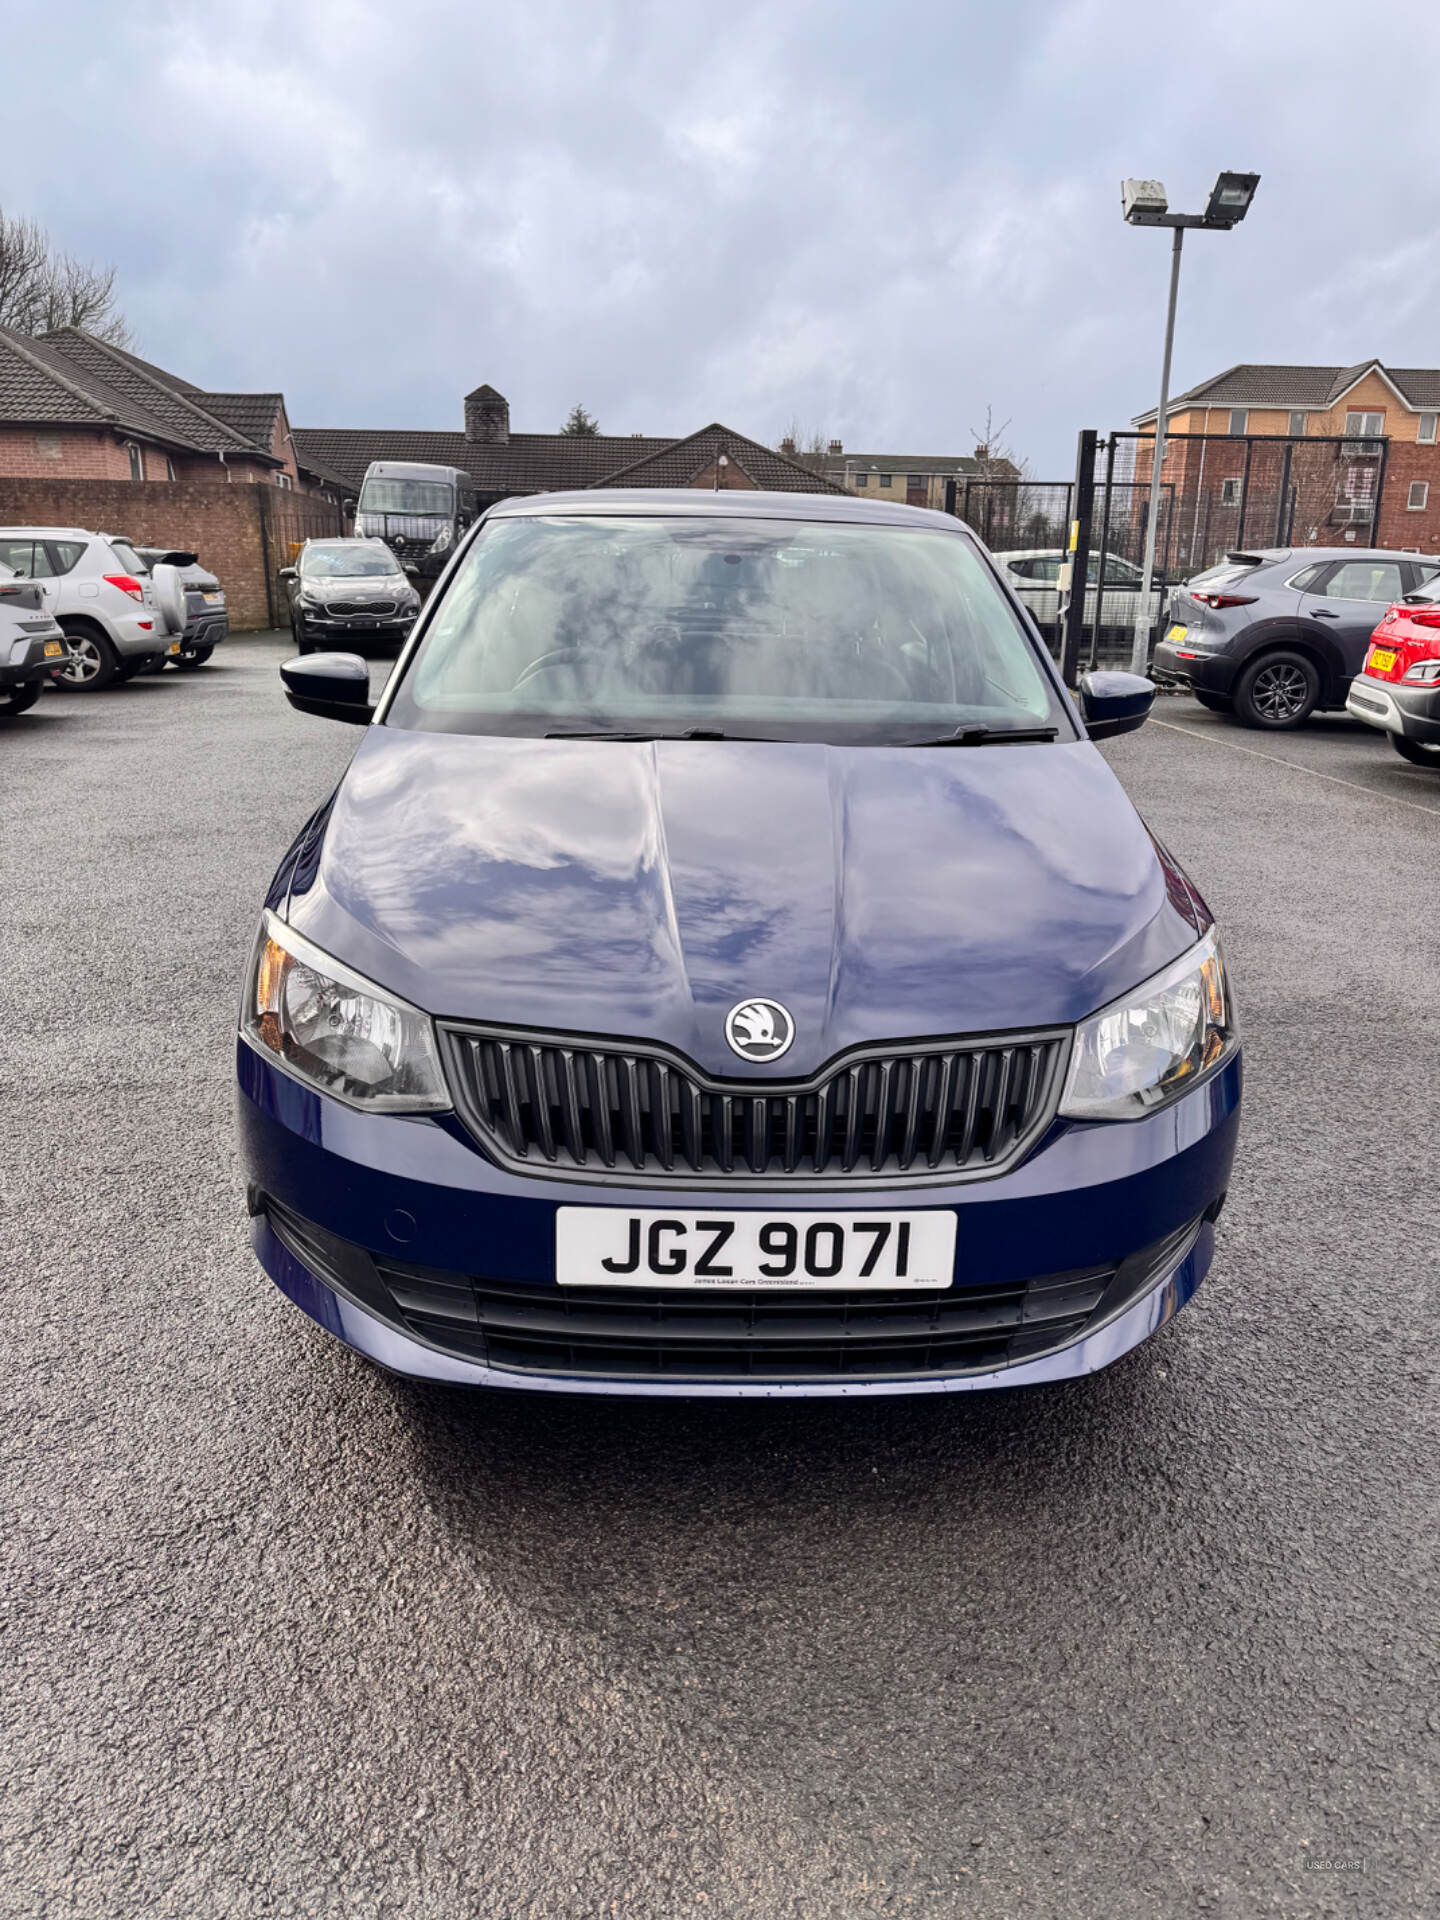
[2,641,1435,1917]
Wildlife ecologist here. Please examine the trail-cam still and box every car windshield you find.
[384,515,1071,743]
[358,480,454,515]
[304,545,401,578]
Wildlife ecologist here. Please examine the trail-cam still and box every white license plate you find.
[555,1207,957,1290]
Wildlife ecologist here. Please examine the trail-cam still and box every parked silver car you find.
[0,560,69,715]
[0,528,186,689]
[993,548,1164,643]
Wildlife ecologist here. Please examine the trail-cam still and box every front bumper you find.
[1345,673,1440,745]
[296,609,418,642]
[237,1039,1243,1397]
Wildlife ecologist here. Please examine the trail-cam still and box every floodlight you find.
[1205,171,1260,228]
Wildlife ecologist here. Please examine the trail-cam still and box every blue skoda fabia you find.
[237,490,1241,1398]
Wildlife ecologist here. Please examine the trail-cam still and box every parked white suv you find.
[0,528,186,690]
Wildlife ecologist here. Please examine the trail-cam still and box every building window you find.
[1227,409,1248,435]
[878,473,893,488]
[852,472,867,486]
[275,471,293,489]
[126,442,143,481]
[1220,477,1242,506]
[1344,410,1384,438]
[1419,413,1438,444]
[165,457,175,481]
[1408,481,1429,511]
[906,474,924,488]
[1288,411,1307,436]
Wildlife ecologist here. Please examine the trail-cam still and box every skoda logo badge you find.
[725,998,795,1064]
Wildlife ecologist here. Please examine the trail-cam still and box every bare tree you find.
[0,208,133,345]
[968,405,1030,481]
[776,419,832,475]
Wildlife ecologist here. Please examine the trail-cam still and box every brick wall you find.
[0,425,133,479]
[0,476,284,627]
[1375,441,1440,554]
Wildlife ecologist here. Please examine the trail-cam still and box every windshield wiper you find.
[908,724,1059,748]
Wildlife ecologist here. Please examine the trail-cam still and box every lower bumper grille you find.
[263,1197,1203,1384]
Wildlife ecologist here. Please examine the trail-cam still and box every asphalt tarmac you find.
[3,639,1435,1917]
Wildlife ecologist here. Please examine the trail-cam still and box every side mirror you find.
[280,652,374,726]
[1079,669,1155,741]
[279,565,297,580]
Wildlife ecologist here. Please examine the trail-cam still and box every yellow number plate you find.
[1165,624,1187,642]
[42,639,64,658]
[169,640,182,655]
[1370,648,1397,673]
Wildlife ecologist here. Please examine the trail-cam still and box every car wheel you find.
[1388,734,1440,770]
[174,647,213,671]
[0,681,42,716]
[1233,650,1319,730]
[1192,690,1233,714]
[113,655,153,684]
[53,627,119,691]
[141,653,169,675]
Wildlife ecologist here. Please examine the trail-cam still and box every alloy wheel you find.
[57,636,102,686]
[1251,661,1310,722]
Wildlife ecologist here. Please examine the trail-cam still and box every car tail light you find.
[1191,592,1257,610]
[1403,609,1440,629]
[103,574,144,601]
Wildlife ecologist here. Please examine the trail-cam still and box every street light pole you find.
[1120,172,1259,676]
[1131,225,1184,674]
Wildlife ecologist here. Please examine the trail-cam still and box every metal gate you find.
[258,488,347,627]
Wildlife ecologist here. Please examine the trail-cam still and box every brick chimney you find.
[828,439,843,455]
[465,383,509,445]
[780,436,796,454]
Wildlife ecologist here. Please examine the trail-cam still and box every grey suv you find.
[1152,547,1440,728]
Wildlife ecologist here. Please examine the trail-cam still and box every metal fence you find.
[1107,430,1391,582]
[944,429,1400,676]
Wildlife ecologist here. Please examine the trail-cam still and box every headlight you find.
[242,911,449,1112]
[429,524,453,554]
[298,587,325,608]
[1060,927,1235,1121]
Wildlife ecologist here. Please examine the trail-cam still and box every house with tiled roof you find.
[1128,358,1440,560]
[807,441,1017,510]
[0,325,348,500]
[291,385,847,507]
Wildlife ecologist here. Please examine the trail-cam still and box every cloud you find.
[7,0,1440,470]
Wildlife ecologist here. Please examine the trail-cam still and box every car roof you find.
[486,488,960,530]
[0,526,102,539]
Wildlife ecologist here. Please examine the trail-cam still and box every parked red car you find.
[1345,592,1440,768]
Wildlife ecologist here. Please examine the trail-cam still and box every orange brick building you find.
[1131,360,1440,562]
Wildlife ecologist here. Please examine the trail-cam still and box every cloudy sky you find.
[7,0,1439,472]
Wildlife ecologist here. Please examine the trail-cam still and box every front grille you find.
[263,1197,1205,1385]
[374,1218,1203,1382]
[332,598,397,616]
[438,1024,1068,1187]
